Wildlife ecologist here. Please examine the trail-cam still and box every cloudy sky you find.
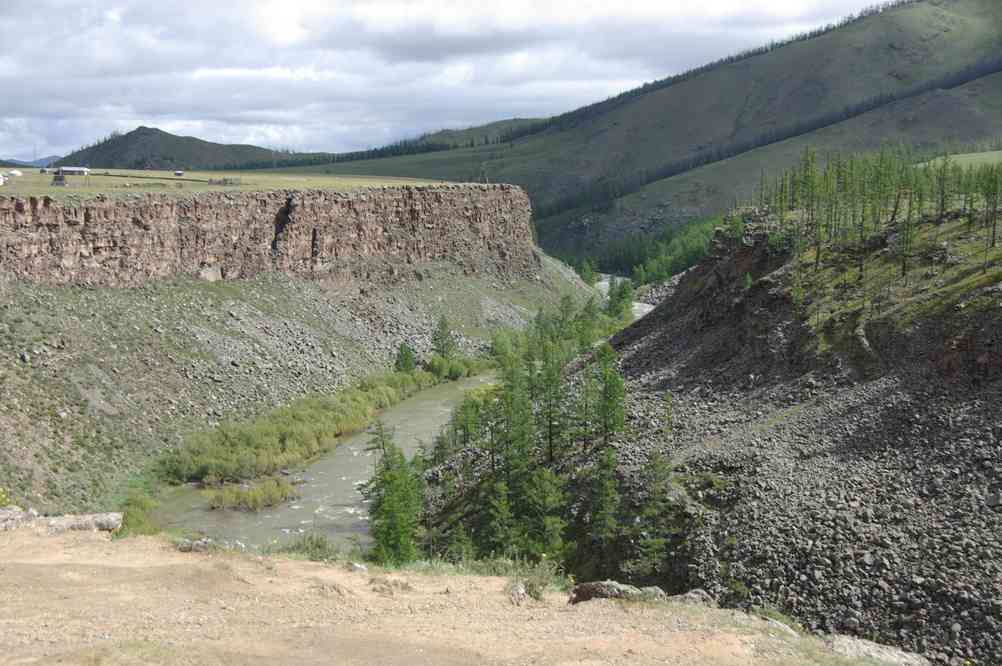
[0,0,881,160]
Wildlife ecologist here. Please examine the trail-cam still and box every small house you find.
[7,169,22,177]
[56,167,90,176]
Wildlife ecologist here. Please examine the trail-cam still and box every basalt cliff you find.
[0,184,537,287]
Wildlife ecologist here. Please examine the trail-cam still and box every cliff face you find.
[0,184,537,286]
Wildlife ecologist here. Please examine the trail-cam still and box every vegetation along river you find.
[154,374,497,550]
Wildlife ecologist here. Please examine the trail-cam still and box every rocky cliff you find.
[608,217,1001,664]
[0,184,536,286]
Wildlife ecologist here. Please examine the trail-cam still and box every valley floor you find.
[0,530,904,666]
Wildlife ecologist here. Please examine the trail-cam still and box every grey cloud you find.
[0,0,880,158]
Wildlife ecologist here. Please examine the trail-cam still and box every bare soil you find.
[0,530,879,665]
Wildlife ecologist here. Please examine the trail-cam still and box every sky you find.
[0,0,883,160]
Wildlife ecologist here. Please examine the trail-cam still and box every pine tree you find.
[900,173,918,280]
[367,425,423,565]
[481,480,518,557]
[394,341,417,372]
[624,451,676,583]
[432,315,458,358]
[517,468,570,562]
[572,446,622,580]
[595,344,626,446]
[539,341,567,464]
[662,390,675,441]
[934,151,953,220]
[574,366,599,449]
[578,258,598,286]
[501,364,535,483]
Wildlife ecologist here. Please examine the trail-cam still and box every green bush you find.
[159,369,441,485]
[0,487,10,506]
[394,342,417,372]
[276,531,342,562]
[206,478,300,511]
[117,491,160,537]
[509,557,565,601]
[432,315,458,358]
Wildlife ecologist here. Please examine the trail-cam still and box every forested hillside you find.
[277,0,1002,261]
[407,142,1002,663]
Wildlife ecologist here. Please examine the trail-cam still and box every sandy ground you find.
[0,530,879,666]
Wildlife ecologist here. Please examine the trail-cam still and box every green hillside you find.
[542,70,1002,257]
[56,126,289,171]
[277,0,1002,257]
[926,148,1002,168]
[419,118,545,148]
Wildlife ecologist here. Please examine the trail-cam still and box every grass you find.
[117,491,160,537]
[751,605,806,634]
[271,530,569,601]
[206,478,300,511]
[924,150,1002,169]
[159,367,455,485]
[0,167,438,201]
[798,214,1002,360]
[275,531,345,562]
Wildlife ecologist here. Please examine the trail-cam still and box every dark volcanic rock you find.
[605,224,1002,664]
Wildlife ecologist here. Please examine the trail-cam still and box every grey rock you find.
[568,580,662,604]
[825,635,930,665]
[669,588,717,607]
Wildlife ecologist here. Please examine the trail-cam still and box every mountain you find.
[0,155,61,168]
[54,126,287,171]
[542,69,1002,257]
[276,0,1002,261]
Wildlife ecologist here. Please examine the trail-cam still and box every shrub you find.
[394,342,417,372]
[511,557,565,601]
[159,369,443,485]
[206,478,300,511]
[0,487,9,506]
[432,315,458,358]
[118,491,160,537]
[277,531,342,562]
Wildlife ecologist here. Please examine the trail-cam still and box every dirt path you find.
[0,530,883,665]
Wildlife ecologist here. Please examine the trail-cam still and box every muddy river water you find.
[153,374,496,550]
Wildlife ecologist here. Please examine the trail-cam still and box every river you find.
[155,287,655,550]
[153,374,496,550]
[595,275,655,319]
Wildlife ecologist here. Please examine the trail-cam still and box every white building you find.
[56,167,90,176]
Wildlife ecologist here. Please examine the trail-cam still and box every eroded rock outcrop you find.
[0,506,122,533]
[0,184,536,286]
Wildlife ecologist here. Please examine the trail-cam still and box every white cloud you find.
[0,0,882,159]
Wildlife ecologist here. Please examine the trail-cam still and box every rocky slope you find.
[0,185,584,512]
[609,221,1001,664]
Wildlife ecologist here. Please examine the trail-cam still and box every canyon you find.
[0,185,581,511]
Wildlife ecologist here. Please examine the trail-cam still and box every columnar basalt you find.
[0,184,537,286]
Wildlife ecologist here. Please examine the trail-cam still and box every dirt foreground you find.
[1,530,902,665]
